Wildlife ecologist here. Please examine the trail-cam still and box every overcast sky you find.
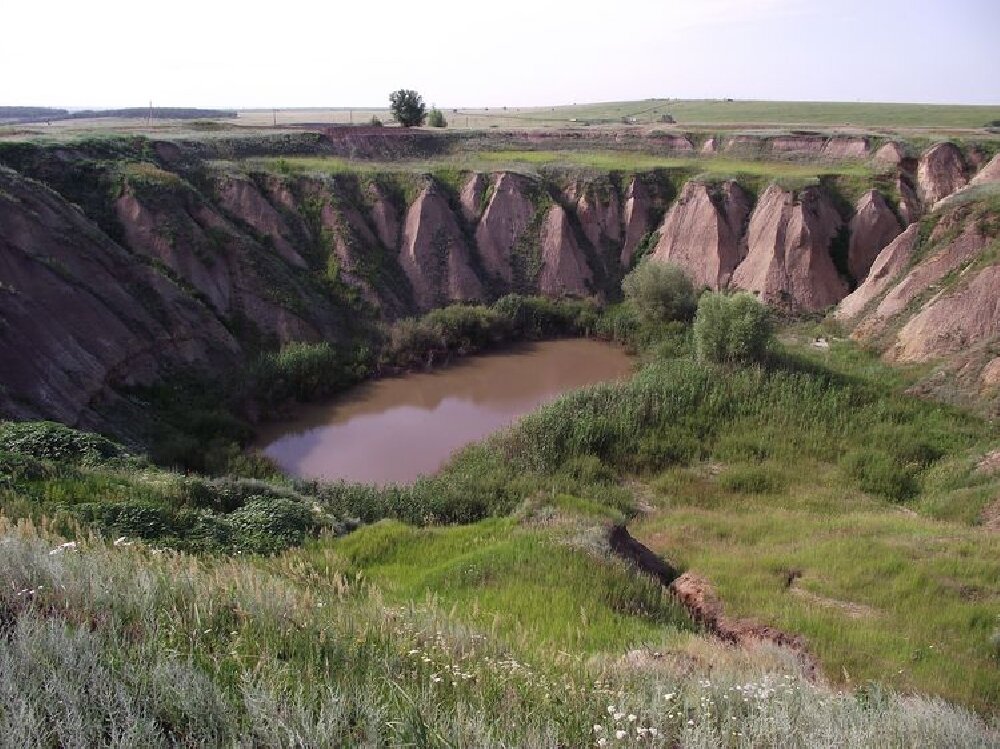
[3,0,998,109]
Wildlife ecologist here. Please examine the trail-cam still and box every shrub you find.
[228,497,320,553]
[0,451,51,487]
[0,421,126,464]
[180,477,311,514]
[693,291,772,364]
[383,317,444,368]
[427,108,447,128]
[423,305,508,352]
[621,261,697,324]
[593,303,640,345]
[492,294,594,339]
[251,342,371,406]
[76,501,172,540]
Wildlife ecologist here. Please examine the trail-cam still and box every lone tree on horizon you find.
[389,89,426,127]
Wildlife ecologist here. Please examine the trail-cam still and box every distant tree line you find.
[0,107,238,124]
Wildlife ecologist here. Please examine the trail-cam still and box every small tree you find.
[693,291,772,364]
[621,260,697,324]
[427,107,447,128]
[369,114,383,127]
[389,89,426,127]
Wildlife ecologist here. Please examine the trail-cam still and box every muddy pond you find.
[256,339,634,484]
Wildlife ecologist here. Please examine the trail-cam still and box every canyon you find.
[1,131,998,429]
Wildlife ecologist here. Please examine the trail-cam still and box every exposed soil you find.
[607,525,821,681]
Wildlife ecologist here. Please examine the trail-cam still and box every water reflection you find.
[256,339,634,484]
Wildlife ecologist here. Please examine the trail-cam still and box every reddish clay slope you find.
[730,185,847,311]
[652,180,751,289]
[0,167,238,427]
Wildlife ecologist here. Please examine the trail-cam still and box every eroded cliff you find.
[2,135,997,424]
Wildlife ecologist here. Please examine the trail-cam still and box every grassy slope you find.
[303,323,1000,714]
[6,517,993,747]
[2,322,999,742]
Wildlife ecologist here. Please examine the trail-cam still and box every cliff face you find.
[847,190,903,282]
[399,183,484,310]
[0,166,239,429]
[2,136,997,426]
[729,185,847,312]
[917,142,967,206]
[651,180,750,290]
[836,195,1000,415]
[475,172,536,284]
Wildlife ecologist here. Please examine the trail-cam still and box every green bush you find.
[492,294,596,339]
[621,261,697,325]
[593,303,640,345]
[423,305,508,352]
[179,477,311,514]
[427,108,447,128]
[380,297,598,371]
[0,421,126,464]
[228,496,320,553]
[693,291,772,364]
[251,342,371,406]
[0,451,52,487]
[76,501,172,540]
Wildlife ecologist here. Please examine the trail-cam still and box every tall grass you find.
[1,522,995,747]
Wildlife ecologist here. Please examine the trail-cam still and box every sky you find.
[2,0,998,109]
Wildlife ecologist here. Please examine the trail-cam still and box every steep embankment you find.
[835,153,1000,415]
[0,166,239,430]
[1,136,997,428]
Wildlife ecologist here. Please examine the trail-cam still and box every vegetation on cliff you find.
[1,130,999,744]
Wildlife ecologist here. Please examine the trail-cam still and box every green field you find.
[458,99,1000,130]
[253,151,879,177]
[5,98,999,145]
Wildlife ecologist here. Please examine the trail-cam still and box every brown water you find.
[256,339,634,484]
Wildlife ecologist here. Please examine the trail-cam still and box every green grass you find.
[251,151,878,181]
[474,150,877,177]
[321,517,692,655]
[3,522,993,746]
[633,462,1000,713]
[497,99,1000,129]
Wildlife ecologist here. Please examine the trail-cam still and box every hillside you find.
[2,130,999,431]
[0,126,999,744]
